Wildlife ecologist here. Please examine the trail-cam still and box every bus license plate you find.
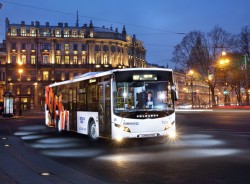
[138,133,157,138]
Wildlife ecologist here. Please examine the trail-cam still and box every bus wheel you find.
[89,120,99,141]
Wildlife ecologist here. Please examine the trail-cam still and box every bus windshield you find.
[113,81,174,116]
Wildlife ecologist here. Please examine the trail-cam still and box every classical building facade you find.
[3,18,146,111]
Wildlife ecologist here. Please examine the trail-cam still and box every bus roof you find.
[48,68,173,87]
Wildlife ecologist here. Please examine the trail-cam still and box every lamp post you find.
[18,68,23,116]
[219,51,230,106]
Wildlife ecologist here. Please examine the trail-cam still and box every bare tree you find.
[172,26,235,106]
[236,26,250,105]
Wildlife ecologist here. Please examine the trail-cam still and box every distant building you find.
[3,18,146,111]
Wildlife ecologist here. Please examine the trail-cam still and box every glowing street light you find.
[219,51,231,106]
[18,68,23,116]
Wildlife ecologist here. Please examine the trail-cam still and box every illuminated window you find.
[56,56,61,64]
[21,55,26,64]
[82,55,86,64]
[72,30,78,37]
[64,56,70,64]
[95,53,100,64]
[43,71,49,81]
[61,72,65,81]
[69,72,74,80]
[103,54,108,64]
[73,56,78,64]
[27,87,31,94]
[22,98,28,103]
[55,29,61,37]
[64,44,69,51]
[64,29,69,37]
[80,30,85,38]
[43,55,49,64]
[11,28,17,36]
[21,28,26,36]
[30,29,36,37]
[29,57,36,66]
[31,55,36,64]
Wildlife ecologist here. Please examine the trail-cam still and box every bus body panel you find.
[77,111,99,136]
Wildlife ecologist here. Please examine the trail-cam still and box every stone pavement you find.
[0,113,107,184]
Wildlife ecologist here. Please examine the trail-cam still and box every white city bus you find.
[45,68,178,142]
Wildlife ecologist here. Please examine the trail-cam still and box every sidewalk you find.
[0,115,107,184]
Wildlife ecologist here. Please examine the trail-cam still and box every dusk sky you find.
[1,0,250,68]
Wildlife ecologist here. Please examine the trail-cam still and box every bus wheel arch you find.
[88,118,99,141]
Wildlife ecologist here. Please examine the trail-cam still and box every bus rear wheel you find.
[89,120,99,141]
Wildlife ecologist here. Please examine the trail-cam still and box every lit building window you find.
[11,28,17,36]
[30,29,36,37]
[65,56,70,64]
[73,56,78,64]
[43,71,49,81]
[21,55,26,64]
[64,29,69,37]
[55,29,61,37]
[69,72,74,80]
[72,30,78,37]
[43,55,49,64]
[56,56,61,64]
[31,55,36,64]
[82,55,86,64]
[80,30,85,38]
[27,87,31,94]
[95,53,100,64]
[64,44,69,51]
[61,72,65,81]
[21,28,26,36]
[103,54,108,64]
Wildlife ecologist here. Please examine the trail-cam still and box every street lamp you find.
[219,51,230,106]
[18,68,23,116]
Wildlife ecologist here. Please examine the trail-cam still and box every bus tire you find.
[88,120,99,141]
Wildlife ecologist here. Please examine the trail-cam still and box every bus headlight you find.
[168,130,177,139]
[115,123,131,133]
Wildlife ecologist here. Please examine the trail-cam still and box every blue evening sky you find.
[1,0,249,68]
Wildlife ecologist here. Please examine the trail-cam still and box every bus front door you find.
[98,82,111,138]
